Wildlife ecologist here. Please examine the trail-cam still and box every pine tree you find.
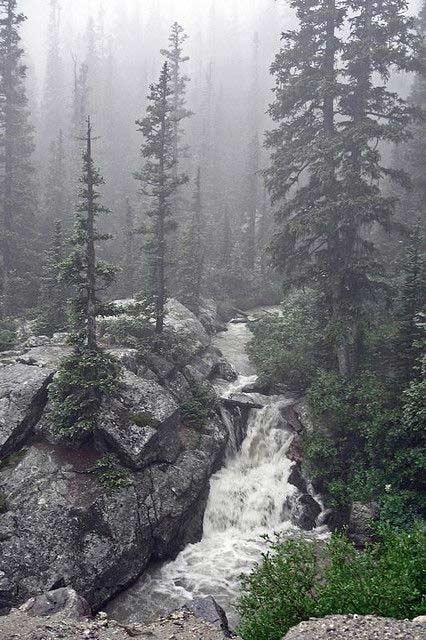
[0,0,38,317]
[61,117,116,349]
[135,62,188,333]
[161,22,192,175]
[34,219,67,336]
[268,0,421,376]
[179,168,204,313]
[44,129,70,231]
[50,117,120,439]
[123,198,136,299]
[42,0,64,152]
[395,221,426,385]
[244,32,261,271]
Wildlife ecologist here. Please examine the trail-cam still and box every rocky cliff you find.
[0,300,246,614]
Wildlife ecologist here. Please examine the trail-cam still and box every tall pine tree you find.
[0,0,38,317]
[179,168,204,313]
[135,62,188,333]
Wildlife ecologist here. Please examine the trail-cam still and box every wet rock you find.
[212,359,238,382]
[165,299,211,354]
[95,370,181,469]
[284,615,426,640]
[183,596,232,636]
[20,587,91,620]
[222,394,263,411]
[348,501,380,547]
[0,363,55,460]
[287,492,321,531]
[241,378,271,394]
[288,463,308,494]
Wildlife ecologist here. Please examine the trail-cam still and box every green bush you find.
[89,454,133,493]
[181,382,217,428]
[303,370,425,522]
[50,349,122,439]
[237,527,426,640]
[248,289,330,390]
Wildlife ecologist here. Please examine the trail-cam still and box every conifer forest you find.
[0,1,424,639]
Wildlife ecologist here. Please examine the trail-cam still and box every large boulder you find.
[284,615,426,640]
[348,501,380,547]
[19,587,91,620]
[95,370,181,470]
[165,299,211,354]
[0,364,55,460]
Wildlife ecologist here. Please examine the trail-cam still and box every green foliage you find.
[304,370,425,521]
[237,527,426,640]
[181,382,217,428]
[89,454,132,493]
[50,350,122,439]
[0,319,17,352]
[248,290,330,390]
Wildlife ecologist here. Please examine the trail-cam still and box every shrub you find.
[303,370,425,522]
[247,289,330,391]
[89,454,133,493]
[237,526,426,640]
[50,349,122,439]
[181,382,217,428]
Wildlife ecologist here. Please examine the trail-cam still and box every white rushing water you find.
[108,318,324,626]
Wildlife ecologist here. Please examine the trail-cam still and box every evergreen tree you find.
[395,221,426,385]
[161,22,192,175]
[62,117,116,349]
[244,32,261,271]
[44,129,70,231]
[34,219,67,336]
[135,62,188,333]
[50,117,120,439]
[179,168,204,313]
[268,0,421,376]
[123,197,136,299]
[0,0,38,317]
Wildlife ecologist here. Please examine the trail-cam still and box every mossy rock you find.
[129,411,161,429]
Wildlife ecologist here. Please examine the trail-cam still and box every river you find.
[107,314,326,627]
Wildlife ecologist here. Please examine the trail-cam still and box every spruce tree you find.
[0,0,38,317]
[135,62,188,333]
[50,117,120,439]
[395,221,426,385]
[268,0,421,376]
[123,198,136,299]
[44,129,70,231]
[161,22,192,174]
[179,168,204,313]
[34,219,67,336]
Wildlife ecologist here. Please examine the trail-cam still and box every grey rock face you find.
[284,615,426,640]
[183,596,232,636]
[0,363,55,459]
[165,299,211,354]
[96,370,181,470]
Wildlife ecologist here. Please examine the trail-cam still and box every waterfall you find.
[107,317,326,626]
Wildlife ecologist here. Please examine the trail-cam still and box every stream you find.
[107,314,326,626]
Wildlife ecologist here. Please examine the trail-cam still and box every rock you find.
[23,335,51,348]
[165,299,211,354]
[198,298,221,335]
[348,501,380,547]
[222,394,263,411]
[51,332,70,345]
[183,596,232,636]
[288,463,308,494]
[283,615,426,640]
[107,348,139,375]
[19,588,91,620]
[212,359,238,382]
[413,616,426,624]
[286,492,322,531]
[95,370,181,470]
[241,378,271,394]
[0,363,55,460]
